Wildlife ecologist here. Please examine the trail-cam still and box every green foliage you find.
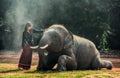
[99,31,109,51]
[98,23,111,51]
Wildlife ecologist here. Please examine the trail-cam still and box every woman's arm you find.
[32,28,44,33]
[22,31,32,47]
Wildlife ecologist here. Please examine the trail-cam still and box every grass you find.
[0,63,120,78]
[0,53,120,78]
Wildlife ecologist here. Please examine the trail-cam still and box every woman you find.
[18,22,34,70]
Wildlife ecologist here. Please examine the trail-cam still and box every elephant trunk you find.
[39,37,51,50]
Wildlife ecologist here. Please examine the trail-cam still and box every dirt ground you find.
[0,50,120,71]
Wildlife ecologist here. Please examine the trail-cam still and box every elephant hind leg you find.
[91,55,113,70]
[91,56,101,70]
[57,55,77,71]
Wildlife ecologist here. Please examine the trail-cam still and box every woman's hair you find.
[24,22,33,31]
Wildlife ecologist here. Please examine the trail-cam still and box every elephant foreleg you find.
[37,51,48,71]
[37,52,58,71]
[46,53,58,70]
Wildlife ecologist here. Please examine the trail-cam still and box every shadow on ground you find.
[0,69,20,73]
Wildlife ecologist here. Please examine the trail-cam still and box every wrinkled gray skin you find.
[37,24,112,71]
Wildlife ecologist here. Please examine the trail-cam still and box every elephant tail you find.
[100,60,113,70]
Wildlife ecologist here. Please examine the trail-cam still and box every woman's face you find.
[27,26,32,32]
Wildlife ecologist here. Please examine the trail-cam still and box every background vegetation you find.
[0,0,120,51]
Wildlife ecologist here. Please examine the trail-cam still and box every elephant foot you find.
[100,60,113,70]
[37,65,49,71]
[106,61,113,70]
[37,66,43,71]
[107,65,112,70]
[57,64,67,71]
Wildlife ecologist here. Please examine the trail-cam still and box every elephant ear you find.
[64,31,73,49]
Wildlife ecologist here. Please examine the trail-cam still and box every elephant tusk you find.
[30,45,39,49]
[40,44,48,49]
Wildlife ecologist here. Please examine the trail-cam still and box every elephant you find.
[31,24,113,71]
